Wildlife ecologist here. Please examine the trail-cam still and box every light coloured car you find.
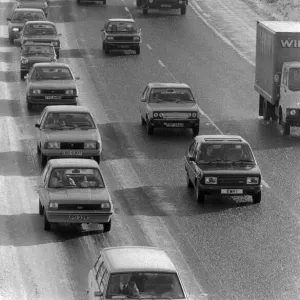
[6,8,46,44]
[38,158,113,231]
[14,0,49,18]
[139,82,200,135]
[25,62,79,109]
[87,246,189,299]
[35,105,102,166]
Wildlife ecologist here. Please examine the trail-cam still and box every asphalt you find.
[1,0,300,299]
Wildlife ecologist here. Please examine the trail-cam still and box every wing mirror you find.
[75,76,80,80]
[35,124,40,128]
[6,17,11,21]
[274,72,281,84]
[57,33,62,36]
[141,97,146,102]
[94,291,103,297]
[101,29,104,31]
[189,156,195,162]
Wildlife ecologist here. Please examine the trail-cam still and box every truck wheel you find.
[259,95,264,116]
[39,199,44,215]
[180,7,186,14]
[283,122,290,135]
[56,51,60,59]
[27,102,32,110]
[263,99,270,122]
[142,8,148,14]
[44,214,51,231]
[94,155,100,164]
[252,191,261,204]
[104,44,109,54]
[37,143,41,154]
[20,71,27,80]
[103,219,111,232]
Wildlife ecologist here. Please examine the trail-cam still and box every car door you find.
[185,140,198,184]
[140,86,150,119]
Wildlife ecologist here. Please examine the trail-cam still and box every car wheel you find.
[141,115,146,126]
[20,71,27,80]
[103,0,106,4]
[186,172,193,188]
[41,153,48,167]
[37,143,41,154]
[9,36,14,44]
[56,51,60,59]
[39,199,44,215]
[180,6,186,14]
[27,101,32,110]
[146,120,154,135]
[94,155,100,164]
[142,8,148,14]
[104,44,109,54]
[103,219,111,232]
[192,125,199,136]
[195,181,205,203]
[252,191,261,204]
[136,45,140,55]
[283,122,290,135]
[44,214,51,231]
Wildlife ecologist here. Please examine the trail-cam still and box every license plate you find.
[119,45,129,48]
[165,123,184,127]
[69,215,90,220]
[221,189,243,194]
[161,4,171,7]
[62,150,83,156]
[45,95,61,100]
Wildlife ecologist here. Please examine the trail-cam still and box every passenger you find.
[127,281,140,298]
[119,274,131,294]
[50,171,76,188]
[79,176,90,188]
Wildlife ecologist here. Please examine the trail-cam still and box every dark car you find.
[184,135,262,203]
[136,0,187,15]
[20,42,56,79]
[20,21,62,58]
[101,18,141,55]
[6,8,46,44]
[14,0,49,18]
[25,62,80,109]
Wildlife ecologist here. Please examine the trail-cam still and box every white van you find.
[87,246,189,299]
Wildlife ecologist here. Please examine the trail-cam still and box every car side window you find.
[96,261,105,286]
[142,86,149,99]
[100,269,109,294]
[188,141,197,157]
[94,255,102,270]
[39,110,48,126]
[42,165,50,183]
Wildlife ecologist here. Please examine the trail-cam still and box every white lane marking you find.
[0,24,8,38]
[158,59,165,68]
[50,5,61,8]
[191,0,203,12]
[125,7,130,12]
[146,43,152,50]
[190,1,255,66]
[203,12,210,18]
[262,179,270,189]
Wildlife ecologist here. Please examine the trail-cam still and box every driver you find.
[50,171,76,187]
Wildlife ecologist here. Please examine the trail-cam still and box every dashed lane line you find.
[146,43,152,50]
[157,59,165,67]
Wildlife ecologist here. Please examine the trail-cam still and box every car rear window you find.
[24,24,56,36]
[149,88,195,103]
[12,11,45,22]
[31,67,73,80]
[107,21,138,32]
[22,45,54,55]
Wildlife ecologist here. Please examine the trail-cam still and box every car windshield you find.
[31,67,73,80]
[106,272,185,299]
[196,143,255,164]
[288,68,300,92]
[48,168,105,188]
[42,112,96,130]
[22,45,54,56]
[149,88,195,103]
[106,21,138,33]
[11,12,45,22]
[23,24,56,36]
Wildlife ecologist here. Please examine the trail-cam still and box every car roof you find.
[43,105,91,113]
[284,62,300,68]
[48,159,100,169]
[101,246,177,273]
[32,62,70,68]
[13,8,44,12]
[24,20,55,26]
[108,18,135,22]
[148,82,191,89]
[195,135,248,144]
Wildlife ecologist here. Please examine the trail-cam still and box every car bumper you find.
[46,211,112,224]
[105,42,140,49]
[144,1,187,8]
[199,184,262,195]
[150,118,199,128]
[41,149,101,158]
[27,96,77,105]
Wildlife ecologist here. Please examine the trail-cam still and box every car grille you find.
[113,36,134,41]
[60,142,84,150]
[42,89,66,94]
[218,176,246,186]
[29,40,53,44]
[58,204,102,210]
[162,112,189,119]
[158,0,178,3]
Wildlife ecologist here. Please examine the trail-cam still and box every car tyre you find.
[41,153,48,167]
[103,219,111,232]
[94,155,100,164]
[141,115,146,125]
[56,51,60,59]
[39,199,44,215]
[195,182,205,203]
[37,143,41,154]
[142,8,148,14]
[180,6,186,14]
[252,191,261,204]
[20,71,27,80]
[186,172,193,188]
[27,101,32,110]
[103,0,106,4]
[44,214,51,231]
[136,45,140,55]
[283,122,290,135]
[192,126,199,136]
[147,120,154,135]
[9,36,14,44]
[104,44,109,54]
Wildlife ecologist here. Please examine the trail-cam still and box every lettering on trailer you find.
[281,40,300,48]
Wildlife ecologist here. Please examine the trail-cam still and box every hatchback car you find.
[14,0,49,18]
[20,42,56,79]
[87,246,189,300]
[7,8,46,44]
[101,18,141,55]
[140,83,200,135]
[35,105,102,166]
[20,21,61,58]
[25,62,79,109]
[184,135,262,203]
[38,158,113,231]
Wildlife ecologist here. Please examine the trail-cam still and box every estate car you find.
[139,83,200,135]
[184,135,262,203]
[35,105,102,166]
[38,158,113,231]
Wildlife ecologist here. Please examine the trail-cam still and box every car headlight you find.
[204,177,217,184]
[49,202,58,209]
[246,177,260,184]
[101,202,111,209]
[44,141,60,149]
[52,41,59,46]
[289,109,296,115]
[32,89,41,94]
[84,141,99,149]
[12,28,19,32]
[106,36,114,40]
[159,113,164,118]
[133,36,140,41]
[65,89,75,95]
[21,58,29,64]
[192,112,197,118]
[153,112,159,118]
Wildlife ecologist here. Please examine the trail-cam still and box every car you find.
[38,158,113,231]
[6,8,46,44]
[101,18,141,55]
[139,83,200,135]
[20,42,56,79]
[184,135,262,204]
[20,21,62,58]
[14,0,49,18]
[25,62,80,109]
[136,0,187,15]
[87,246,189,300]
[35,105,102,166]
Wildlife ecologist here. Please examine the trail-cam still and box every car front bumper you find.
[149,118,199,128]
[199,184,262,196]
[41,148,101,158]
[46,211,112,224]
[27,95,77,106]
[286,115,300,126]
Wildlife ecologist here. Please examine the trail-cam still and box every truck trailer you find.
[255,21,300,135]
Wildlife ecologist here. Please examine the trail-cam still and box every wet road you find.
[1,0,300,299]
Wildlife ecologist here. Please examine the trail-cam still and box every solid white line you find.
[192,0,203,11]
[203,13,210,18]
[146,44,152,50]
[158,59,165,67]
[125,7,130,12]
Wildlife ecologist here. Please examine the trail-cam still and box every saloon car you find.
[184,135,262,203]
[20,42,56,79]
[6,8,46,44]
[136,0,187,15]
[139,83,200,135]
[14,0,49,18]
[35,105,102,166]
[20,21,62,58]
[25,62,79,109]
[38,158,113,231]
[101,18,141,55]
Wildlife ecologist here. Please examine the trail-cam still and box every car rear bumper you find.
[41,149,101,157]
[150,118,199,128]
[46,211,112,224]
[199,184,262,195]
[27,96,77,105]
[286,115,300,126]
[143,0,187,8]
[105,42,140,49]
